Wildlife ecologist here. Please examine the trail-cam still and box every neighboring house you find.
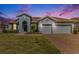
[6,13,79,34]
[0,16,11,32]
[70,17,79,32]
[71,17,79,28]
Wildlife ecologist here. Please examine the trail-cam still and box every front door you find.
[22,21,27,32]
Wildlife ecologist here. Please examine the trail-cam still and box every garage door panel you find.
[41,24,52,34]
[41,26,52,34]
[53,26,71,33]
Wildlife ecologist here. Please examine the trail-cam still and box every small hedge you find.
[26,32,42,34]
[2,30,18,33]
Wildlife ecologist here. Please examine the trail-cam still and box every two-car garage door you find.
[53,26,72,34]
[40,24,72,34]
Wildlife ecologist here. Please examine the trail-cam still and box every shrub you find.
[31,24,37,33]
[2,30,8,33]
[12,30,18,33]
[73,28,78,34]
[2,30,18,33]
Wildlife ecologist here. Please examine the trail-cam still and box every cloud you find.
[59,4,79,16]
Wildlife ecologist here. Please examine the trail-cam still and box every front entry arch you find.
[22,21,27,32]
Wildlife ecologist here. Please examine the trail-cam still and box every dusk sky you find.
[0,4,79,19]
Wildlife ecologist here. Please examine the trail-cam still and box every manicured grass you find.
[0,33,60,54]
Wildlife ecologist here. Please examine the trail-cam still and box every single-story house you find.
[6,13,77,34]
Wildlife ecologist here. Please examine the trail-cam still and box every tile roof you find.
[32,16,74,23]
[32,17,41,22]
[11,16,79,23]
[70,17,79,23]
[52,17,74,23]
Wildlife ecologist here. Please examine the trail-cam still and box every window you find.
[13,24,17,30]
[42,24,52,26]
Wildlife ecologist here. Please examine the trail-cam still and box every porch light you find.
[52,22,56,27]
[72,24,74,28]
[39,23,42,28]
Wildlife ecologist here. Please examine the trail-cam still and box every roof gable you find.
[17,13,32,18]
[37,16,55,23]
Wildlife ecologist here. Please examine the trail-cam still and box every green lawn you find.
[0,33,60,54]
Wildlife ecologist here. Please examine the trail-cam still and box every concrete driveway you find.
[46,34,79,54]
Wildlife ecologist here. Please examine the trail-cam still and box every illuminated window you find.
[13,24,17,30]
